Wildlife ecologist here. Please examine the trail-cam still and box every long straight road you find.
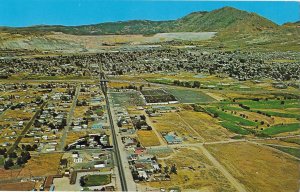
[99,73,129,191]
[7,101,47,154]
[60,84,81,151]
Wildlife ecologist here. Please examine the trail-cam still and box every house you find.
[73,157,83,163]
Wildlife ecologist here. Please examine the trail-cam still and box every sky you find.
[0,0,299,27]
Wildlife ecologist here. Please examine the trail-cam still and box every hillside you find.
[0,7,278,35]
[0,6,298,52]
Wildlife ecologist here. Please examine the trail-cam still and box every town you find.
[0,2,299,192]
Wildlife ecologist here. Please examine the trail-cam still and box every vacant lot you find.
[0,181,35,191]
[167,88,215,103]
[150,113,196,143]
[206,142,299,192]
[145,147,236,192]
[178,111,234,141]
[137,130,161,147]
[19,153,63,177]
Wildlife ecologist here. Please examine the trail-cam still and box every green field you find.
[270,146,300,158]
[110,91,145,106]
[81,174,111,187]
[220,121,250,135]
[167,88,215,103]
[206,107,257,126]
[239,99,299,109]
[281,138,300,145]
[262,123,300,135]
[259,110,300,119]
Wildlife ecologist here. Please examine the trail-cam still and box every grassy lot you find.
[177,111,233,141]
[145,147,236,191]
[269,145,300,158]
[262,123,300,135]
[18,153,63,177]
[167,88,215,103]
[137,130,161,147]
[81,174,111,187]
[206,142,300,192]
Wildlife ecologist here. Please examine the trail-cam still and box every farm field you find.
[144,147,237,192]
[167,88,216,103]
[206,142,300,192]
[110,91,145,106]
[200,98,300,137]
[136,130,161,147]
[141,89,177,104]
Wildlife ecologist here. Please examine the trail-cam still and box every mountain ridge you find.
[0,6,280,35]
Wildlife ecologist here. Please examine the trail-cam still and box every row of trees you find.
[3,151,31,169]
[173,80,201,88]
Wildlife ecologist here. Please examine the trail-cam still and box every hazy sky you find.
[0,0,299,27]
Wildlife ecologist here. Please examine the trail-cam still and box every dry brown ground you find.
[150,113,197,143]
[256,139,300,148]
[18,153,63,177]
[144,147,236,192]
[2,109,33,120]
[0,181,35,191]
[178,111,233,141]
[206,142,300,192]
[73,106,89,118]
[65,131,86,145]
[0,168,21,180]
[137,130,161,147]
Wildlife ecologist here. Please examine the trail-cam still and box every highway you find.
[99,72,128,191]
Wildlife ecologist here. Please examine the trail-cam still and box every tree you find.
[170,164,177,174]
[4,159,14,169]
[0,148,6,155]
[193,81,201,88]
[117,121,122,127]
[16,157,24,165]
[164,166,169,174]
[9,152,17,158]
[140,115,146,121]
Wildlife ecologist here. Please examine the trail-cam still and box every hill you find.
[0,7,278,35]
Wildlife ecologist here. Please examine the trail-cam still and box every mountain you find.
[0,7,278,35]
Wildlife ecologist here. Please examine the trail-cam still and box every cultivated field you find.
[206,142,300,192]
[141,89,177,104]
[167,88,216,103]
[110,92,145,106]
